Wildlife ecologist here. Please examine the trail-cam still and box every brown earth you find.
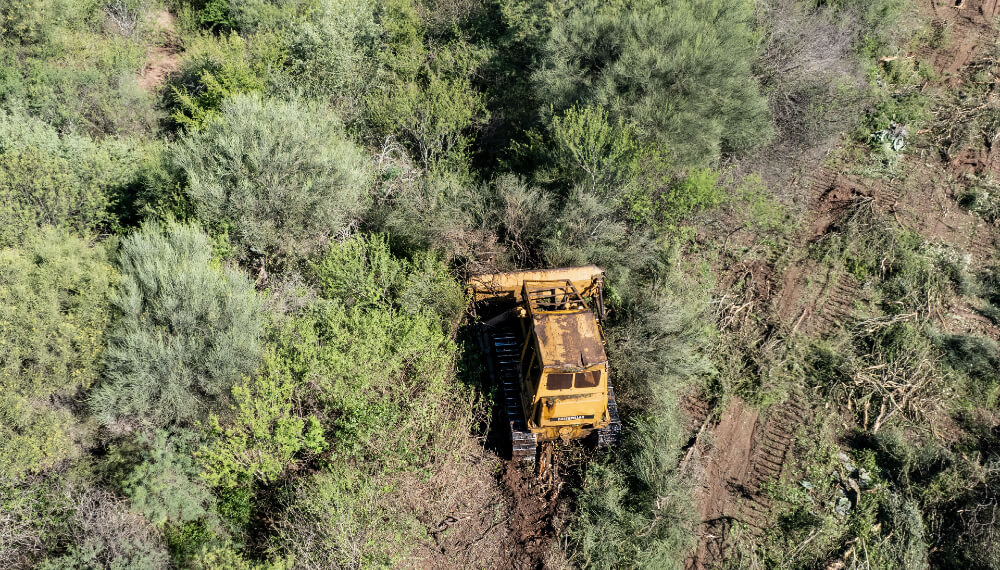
[499,462,561,569]
[137,9,181,91]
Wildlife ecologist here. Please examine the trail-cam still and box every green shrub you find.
[533,0,773,167]
[237,239,475,565]
[540,104,640,190]
[282,0,380,115]
[658,168,725,227]
[90,221,263,429]
[0,1,55,45]
[568,275,711,568]
[272,468,418,568]
[124,430,217,528]
[0,111,141,245]
[190,544,292,570]
[820,0,906,57]
[367,66,489,169]
[0,5,156,136]
[313,233,465,325]
[168,32,272,130]
[174,93,370,264]
[0,228,114,477]
[260,302,458,563]
[199,349,327,488]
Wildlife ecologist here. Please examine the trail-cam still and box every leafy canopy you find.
[174,93,370,263]
[0,228,114,477]
[533,0,773,167]
[0,111,140,245]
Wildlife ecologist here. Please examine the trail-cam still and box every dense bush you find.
[174,93,370,263]
[0,229,114,477]
[198,236,480,565]
[0,475,169,569]
[0,112,141,245]
[0,1,157,136]
[0,0,976,567]
[313,233,465,325]
[89,221,263,429]
[167,32,277,130]
[533,0,773,167]
[382,172,548,268]
[41,486,171,569]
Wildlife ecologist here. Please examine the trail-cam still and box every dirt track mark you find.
[687,399,758,569]
[927,0,996,81]
[800,273,861,337]
[138,9,180,91]
[685,396,808,569]
[733,397,808,534]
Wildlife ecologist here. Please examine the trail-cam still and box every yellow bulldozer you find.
[468,265,621,462]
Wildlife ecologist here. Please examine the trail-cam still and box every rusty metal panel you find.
[466,265,603,302]
[532,310,607,369]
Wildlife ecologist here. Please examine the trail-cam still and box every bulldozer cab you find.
[517,280,609,432]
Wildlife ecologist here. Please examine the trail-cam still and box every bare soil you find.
[137,9,180,91]
[499,462,561,569]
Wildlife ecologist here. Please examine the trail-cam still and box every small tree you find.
[124,431,216,528]
[533,0,773,167]
[174,94,370,264]
[90,222,263,429]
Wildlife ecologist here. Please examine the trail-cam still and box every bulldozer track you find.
[598,386,623,447]
[966,229,998,261]
[803,168,839,208]
[730,397,808,538]
[802,274,860,336]
[490,330,537,462]
[681,393,712,433]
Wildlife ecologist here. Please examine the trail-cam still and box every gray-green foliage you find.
[542,183,631,269]
[281,0,380,115]
[2,475,168,569]
[39,487,170,570]
[90,221,263,429]
[533,0,773,167]
[0,111,140,245]
[124,431,216,527]
[0,228,114,477]
[383,172,554,267]
[174,93,370,262]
